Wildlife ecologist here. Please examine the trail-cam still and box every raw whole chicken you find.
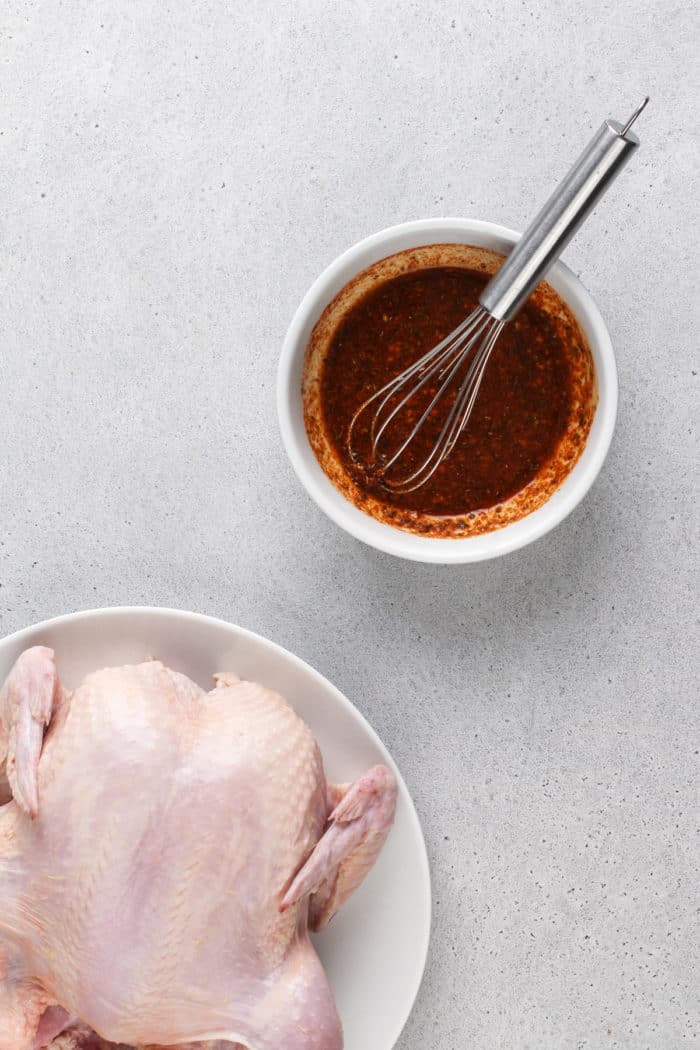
[0,647,397,1050]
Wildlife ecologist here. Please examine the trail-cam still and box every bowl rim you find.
[0,604,433,1050]
[278,217,618,564]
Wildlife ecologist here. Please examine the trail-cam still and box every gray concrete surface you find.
[1,2,698,1047]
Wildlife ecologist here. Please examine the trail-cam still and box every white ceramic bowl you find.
[278,218,618,563]
[0,607,431,1050]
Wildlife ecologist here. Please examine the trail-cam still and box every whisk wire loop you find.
[347,307,496,472]
[347,305,504,490]
[387,316,505,493]
[374,308,493,475]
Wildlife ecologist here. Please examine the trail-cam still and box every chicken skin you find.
[0,648,397,1050]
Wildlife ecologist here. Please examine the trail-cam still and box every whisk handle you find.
[480,100,648,322]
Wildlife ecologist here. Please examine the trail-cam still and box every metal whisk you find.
[348,98,648,492]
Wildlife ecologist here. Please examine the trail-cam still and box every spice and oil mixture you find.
[303,244,596,537]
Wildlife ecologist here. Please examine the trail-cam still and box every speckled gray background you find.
[1,2,698,1047]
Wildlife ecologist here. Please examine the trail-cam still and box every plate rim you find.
[0,605,432,1050]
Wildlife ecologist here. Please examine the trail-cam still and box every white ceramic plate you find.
[0,606,431,1050]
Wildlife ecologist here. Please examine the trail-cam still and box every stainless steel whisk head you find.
[347,98,649,493]
[348,306,505,493]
